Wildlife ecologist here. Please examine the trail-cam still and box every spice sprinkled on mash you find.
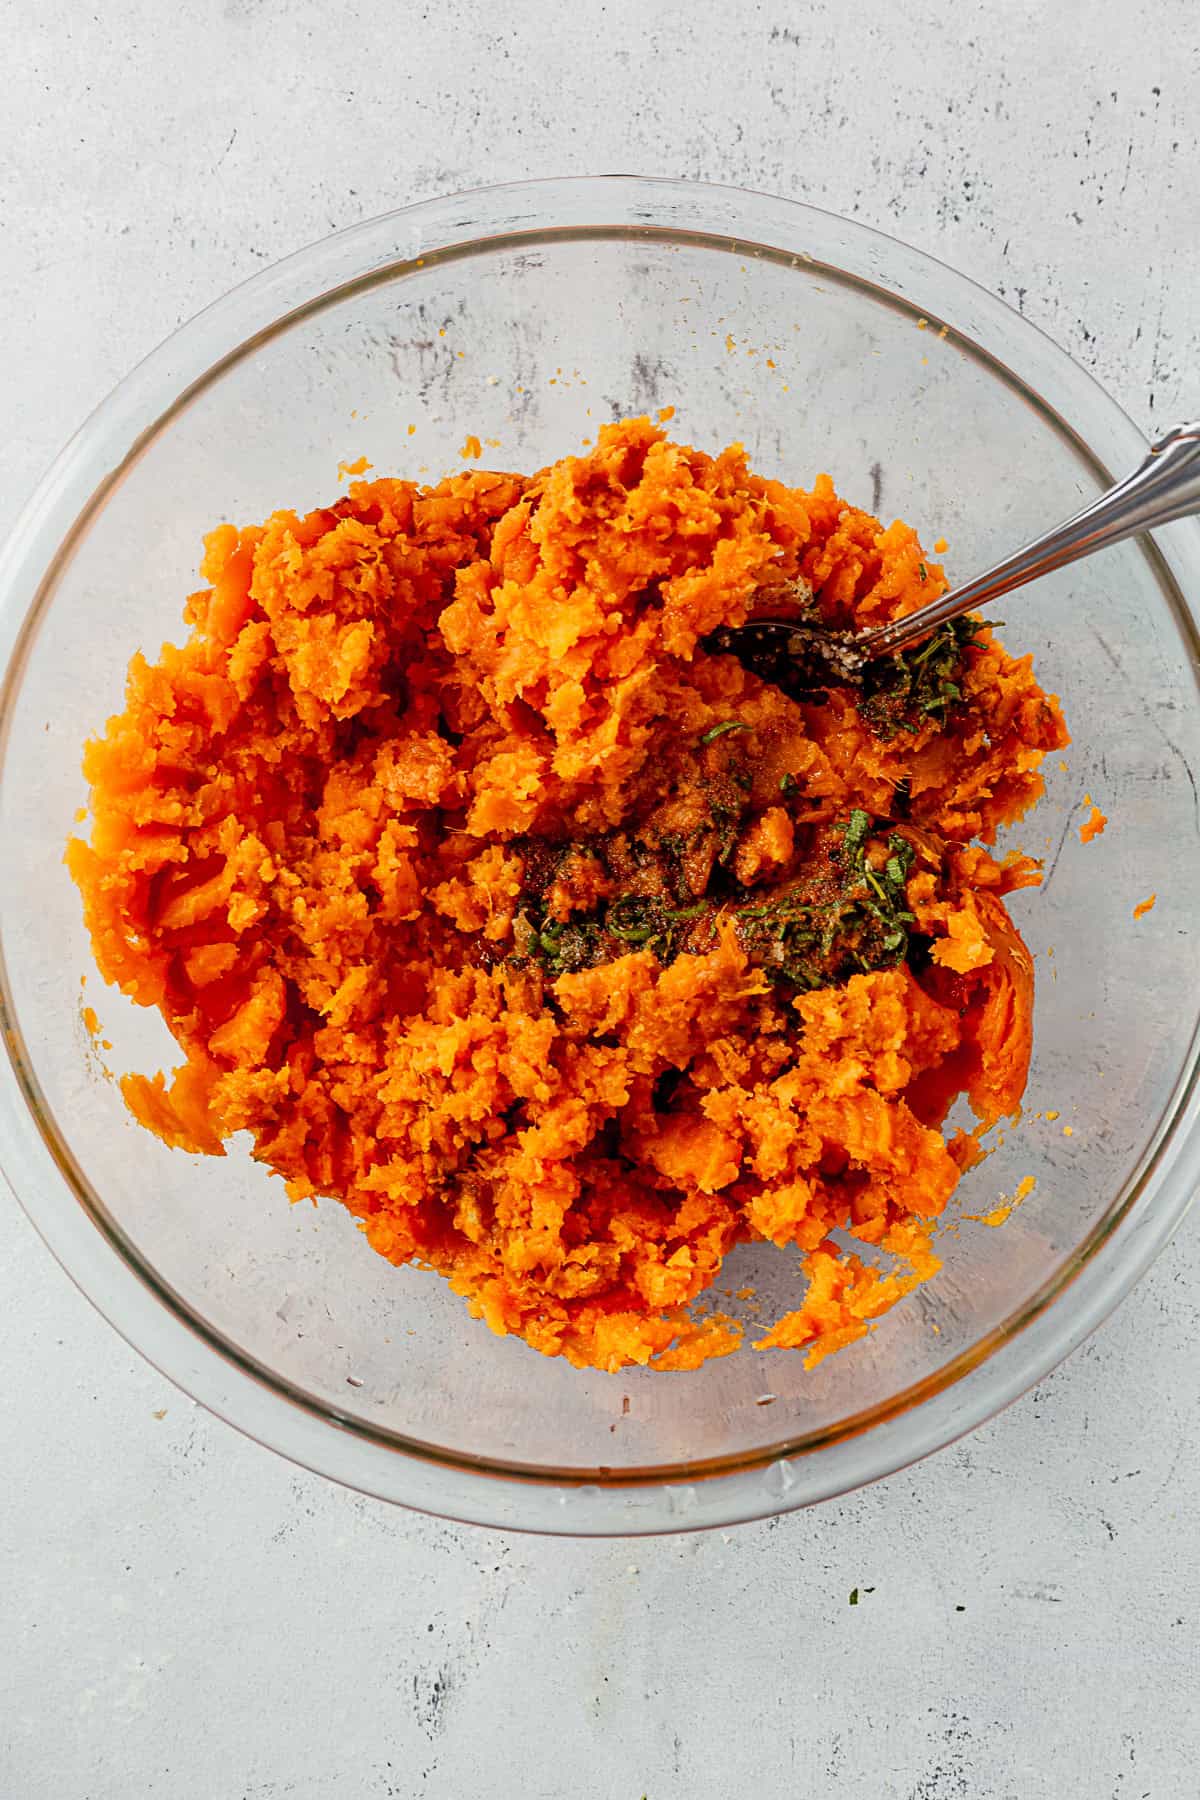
[67,420,1068,1372]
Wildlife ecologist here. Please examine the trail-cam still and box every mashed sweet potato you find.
[67,419,1068,1372]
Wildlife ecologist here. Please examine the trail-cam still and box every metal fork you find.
[710,420,1200,680]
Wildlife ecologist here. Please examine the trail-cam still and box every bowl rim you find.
[2,173,1199,1535]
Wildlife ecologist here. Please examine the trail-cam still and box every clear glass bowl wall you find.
[1,179,1198,1532]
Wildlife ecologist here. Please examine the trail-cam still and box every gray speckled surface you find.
[2,5,1200,1796]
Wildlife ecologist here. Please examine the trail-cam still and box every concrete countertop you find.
[2,4,1198,1795]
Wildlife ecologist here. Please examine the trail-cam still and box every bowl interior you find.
[3,217,1199,1482]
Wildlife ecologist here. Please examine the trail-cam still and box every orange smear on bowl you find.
[1079,804,1107,844]
[967,1173,1037,1228]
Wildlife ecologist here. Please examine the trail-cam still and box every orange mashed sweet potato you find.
[68,419,1068,1372]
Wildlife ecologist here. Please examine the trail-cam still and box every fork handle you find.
[858,420,1200,661]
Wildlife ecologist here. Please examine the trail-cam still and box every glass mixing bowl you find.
[2,177,1198,1535]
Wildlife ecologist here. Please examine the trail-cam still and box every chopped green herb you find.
[843,808,871,856]
[517,886,714,978]
[510,804,920,998]
[860,615,995,741]
[849,1588,859,1605]
[606,896,661,943]
[536,918,602,974]
[734,814,916,993]
[779,772,798,796]
[917,561,928,583]
[700,720,753,745]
